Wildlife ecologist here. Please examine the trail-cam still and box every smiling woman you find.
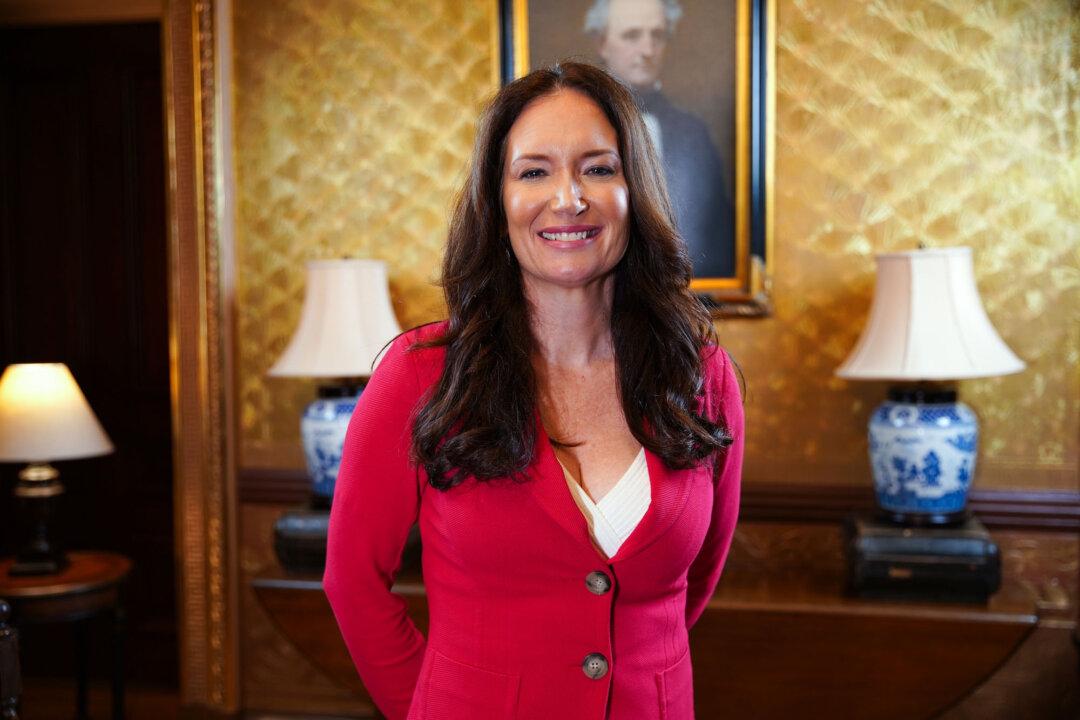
[323,62,744,720]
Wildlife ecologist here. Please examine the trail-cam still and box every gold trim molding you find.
[164,0,240,713]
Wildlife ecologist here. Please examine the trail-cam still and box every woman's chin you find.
[524,266,614,292]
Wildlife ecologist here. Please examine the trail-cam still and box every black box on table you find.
[844,515,1001,603]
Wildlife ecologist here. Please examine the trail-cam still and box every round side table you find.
[0,552,130,720]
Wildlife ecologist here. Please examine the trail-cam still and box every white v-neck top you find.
[557,447,651,560]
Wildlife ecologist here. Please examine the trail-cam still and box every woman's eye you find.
[520,168,545,179]
[586,165,616,176]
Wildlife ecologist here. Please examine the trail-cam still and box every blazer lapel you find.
[607,448,692,563]
[527,410,597,553]
[527,410,694,564]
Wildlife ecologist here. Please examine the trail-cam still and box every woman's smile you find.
[537,224,603,247]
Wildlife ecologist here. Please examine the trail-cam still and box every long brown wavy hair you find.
[410,61,732,490]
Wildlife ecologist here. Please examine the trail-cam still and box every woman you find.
[324,62,743,720]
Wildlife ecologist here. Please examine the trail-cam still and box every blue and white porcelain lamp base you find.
[869,386,978,526]
[301,382,364,509]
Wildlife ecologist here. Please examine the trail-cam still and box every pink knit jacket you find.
[324,321,744,719]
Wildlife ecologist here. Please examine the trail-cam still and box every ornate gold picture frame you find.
[498,0,774,317]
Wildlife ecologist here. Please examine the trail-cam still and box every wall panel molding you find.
[740,484,1080,531]
[239,467,1080,532]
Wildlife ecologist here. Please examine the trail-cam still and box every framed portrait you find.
[498,0,774,316]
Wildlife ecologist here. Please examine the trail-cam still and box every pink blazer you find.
[324,322,744,719]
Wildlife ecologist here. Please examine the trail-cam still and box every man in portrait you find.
[585,0,734,278]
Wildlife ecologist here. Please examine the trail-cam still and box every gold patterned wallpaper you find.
[233,0,497,467]
[233,0,1078,490]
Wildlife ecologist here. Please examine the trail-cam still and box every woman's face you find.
[502,89,630,294]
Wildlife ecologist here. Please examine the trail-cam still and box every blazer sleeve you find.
[324,334,427,720]
[685,347,744,630]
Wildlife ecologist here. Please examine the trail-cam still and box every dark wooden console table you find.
[252,523,1060,719]
[0,552,130,720]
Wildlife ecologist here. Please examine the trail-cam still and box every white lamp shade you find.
[0,363,115,462]
[268,259,402,378]
[837,247,1026,381]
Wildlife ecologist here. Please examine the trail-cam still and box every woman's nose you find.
[550,173,587,214]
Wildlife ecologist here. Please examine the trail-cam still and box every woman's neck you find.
[524,276,615,369]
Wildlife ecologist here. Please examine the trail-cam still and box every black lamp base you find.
[846,514,1001,602]
[9,462,68,577]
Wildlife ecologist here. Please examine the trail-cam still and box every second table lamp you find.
[837,247,1025,525]
[269,258,401,508]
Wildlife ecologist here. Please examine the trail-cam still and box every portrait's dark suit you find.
[638,89,734,278]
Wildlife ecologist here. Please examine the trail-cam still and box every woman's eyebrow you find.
[581,149,620,160]
[510,153,552,164]
[509,149,620,165]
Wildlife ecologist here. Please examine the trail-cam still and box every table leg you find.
[111,605,125,720]
[0,599,20,720]
[75,619,89,720]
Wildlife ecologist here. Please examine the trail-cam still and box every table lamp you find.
[836,247,1025,525]
[0,363,114,575]
[269,258,401,508]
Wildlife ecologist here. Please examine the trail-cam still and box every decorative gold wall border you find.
[164,0,239,714]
